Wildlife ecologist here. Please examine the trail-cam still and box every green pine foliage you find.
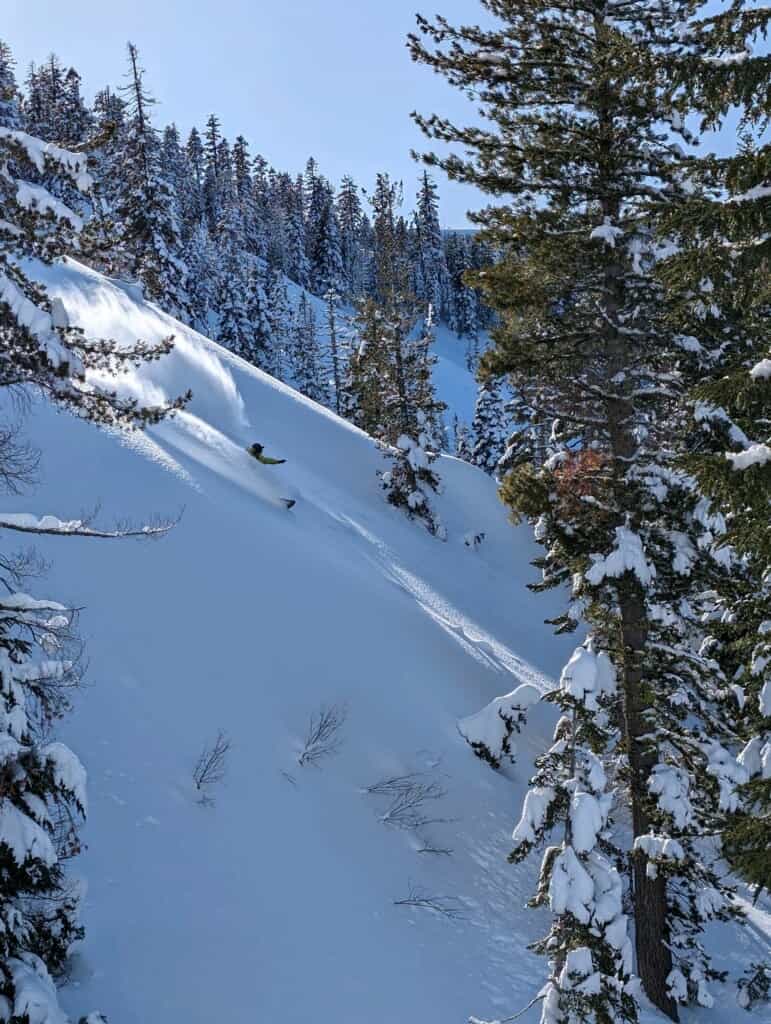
[409,1,766,1019]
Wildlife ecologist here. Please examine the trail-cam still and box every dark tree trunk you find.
[619,581,679,1022]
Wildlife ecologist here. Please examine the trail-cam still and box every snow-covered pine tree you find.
[509,640,637,1023]
[214,197,254,362]
[59,67,90,147]
[285,177,310,289]
[0,40,22,129]
[289,292,327,405]
[184,127,207,234]
[202,113,223,232]
[309,183,343,297]
[232,134,264,259]
[264,266,291,381]
[470,375,508,475]
[453,414,472,462]
[24,55,64,141]
[659,1,771,902]
[351,174,444,535]
[413,171,448,320]
[323,290,346,416]
[445,232,479,342]
[411,2,750,1018]
[0,123,188,425]
[161,124,192,237]
[336,174,365,298]
[245,262,274,371]
[184,219,215,335]
[113,43,190,319]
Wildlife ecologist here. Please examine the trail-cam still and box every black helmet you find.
[252,442,263,454]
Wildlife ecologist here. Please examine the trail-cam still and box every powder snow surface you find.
[4,258,769,1024]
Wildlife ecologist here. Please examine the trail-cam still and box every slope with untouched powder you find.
[5,258,768,1024]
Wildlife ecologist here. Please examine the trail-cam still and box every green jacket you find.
[247,445,285,465]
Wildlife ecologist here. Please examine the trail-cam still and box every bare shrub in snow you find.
[297,703,347,767]
[193,730,231,804]
[394,883,465,920]
[416,837,454,857]
[365,771,452,831]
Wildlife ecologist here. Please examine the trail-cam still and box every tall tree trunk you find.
[594,8,677,1002]
[619,579,679,1022]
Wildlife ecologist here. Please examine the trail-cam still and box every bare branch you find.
[469,991,546,1024]
[297,703,347,768]
[193,731,231,806]
[394,883,466,920]
[366,772,451,831]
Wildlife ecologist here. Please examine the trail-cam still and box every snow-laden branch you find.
[0,511,180,539]
[0,126,92,192]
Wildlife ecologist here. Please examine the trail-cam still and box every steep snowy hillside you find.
[4,259,768,1024]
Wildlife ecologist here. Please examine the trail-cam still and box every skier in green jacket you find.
[246,443,296,509]
[247,442,286,465]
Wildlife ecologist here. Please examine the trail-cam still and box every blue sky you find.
[4,0,488,226]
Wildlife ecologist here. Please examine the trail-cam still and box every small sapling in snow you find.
[193,730,231,805]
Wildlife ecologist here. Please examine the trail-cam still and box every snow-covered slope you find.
[5,259,768,1024]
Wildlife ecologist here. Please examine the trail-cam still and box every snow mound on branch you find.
[585,525,655,586]
[750,358,771,380]
[590,218,623,248]
[559,644,616,710]
[726,444,771,470]
[458,682,540,769]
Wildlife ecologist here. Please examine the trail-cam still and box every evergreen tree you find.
[232,134,261,256]
[413,171,448,319]
[323,290,346,416]
[659,2,771,902]
[470,376,508,475]
[350,175,445,535]
[184,220,215,334]
[285,177,310,288]
[203,113,223,230]
[336,174,365,297]
[289,293,327,405]
[411,2,751,1018]
[113,42,189,319]
[452,414,472,461]
[214,199,253,361]
[59,67,89,146]
[24,55,65,141]
[0,40,22,129]
[184,127,207,232]
[0,123,187,425]
[445,233,479,341]
[309,183,343,297]
[245,262,274,371]
[265,266,291,380]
